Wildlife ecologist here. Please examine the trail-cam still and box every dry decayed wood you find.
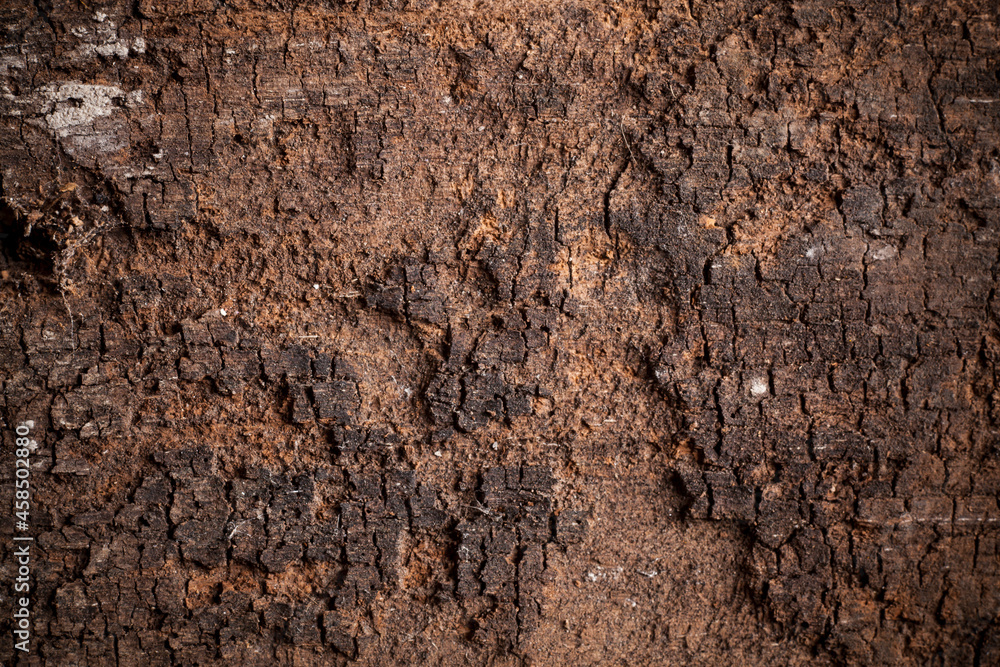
[1,0,999,664]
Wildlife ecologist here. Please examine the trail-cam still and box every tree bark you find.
[1,0,999,664]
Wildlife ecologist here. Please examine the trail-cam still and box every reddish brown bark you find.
[1,0,999,664]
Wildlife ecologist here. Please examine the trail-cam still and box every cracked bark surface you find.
[1,0,999,664]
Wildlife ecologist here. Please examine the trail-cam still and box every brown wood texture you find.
[1,0,999,664]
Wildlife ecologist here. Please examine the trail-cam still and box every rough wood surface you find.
[1,0,999,664]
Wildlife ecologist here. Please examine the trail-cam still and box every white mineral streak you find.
[32,82,139,156]
[39,82,125,137]
[0,55,26,77]
[872,244,898,261]
[95,41,131,58]
[62,18,145,61]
